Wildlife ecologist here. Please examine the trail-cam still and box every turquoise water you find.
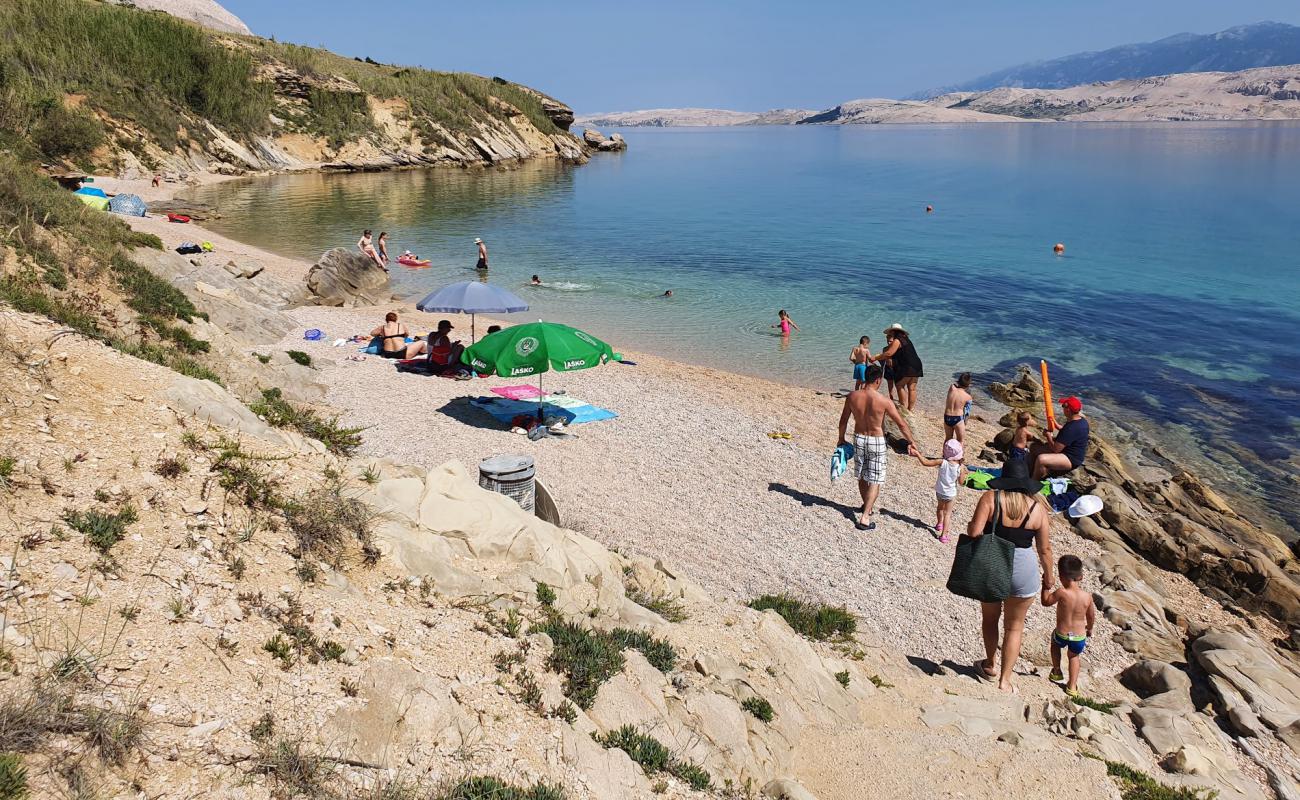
[185,123,1300,536]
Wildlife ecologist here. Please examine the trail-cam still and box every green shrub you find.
[740,696,774,723]
[593,726,710,790]
[0,457,15,488]
[1104,760,1218,800]
[111,253,203,323]
[530,617,676,709]
[625,586,688,622]
[441,777,565,800]
[748,594,857,641]
[251,388,363,456]
[0,752,27,800]
[536,582,557,607]
[63,505,137,554]
[282,477,378,570]
[29,103,103,162]
[285,350,312,367]
[835,671,850,688]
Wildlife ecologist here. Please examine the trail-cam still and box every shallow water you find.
[184,123,1300,537]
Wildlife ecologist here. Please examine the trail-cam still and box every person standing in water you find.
[474,237,488,270]
[376,232,390,267]
[773,310,799,336]
[850,336,873,390]
[878,323,923,412]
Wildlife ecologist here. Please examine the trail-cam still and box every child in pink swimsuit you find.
[773,309,799,336]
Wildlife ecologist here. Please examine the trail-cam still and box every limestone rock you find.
[326,659,470,765]
[581,128,628,152]
[1192,630,1300,731]
[763,778,819,800]
[987,365,1043,408]
[1121,660,1191,696]
[292,248,394,308]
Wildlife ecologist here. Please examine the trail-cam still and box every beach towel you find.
[830,442,854,482]
[470,396,617,426]
[491,385,544,400]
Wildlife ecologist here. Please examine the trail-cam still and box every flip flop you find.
[976,659,997,681]
[855,521,876,532]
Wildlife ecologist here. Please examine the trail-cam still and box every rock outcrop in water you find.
[582,128,628,151]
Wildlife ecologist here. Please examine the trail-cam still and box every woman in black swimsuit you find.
[370,312,412,358]
[878,323,923,411]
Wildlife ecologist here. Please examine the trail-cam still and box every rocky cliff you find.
[7,0,588,178]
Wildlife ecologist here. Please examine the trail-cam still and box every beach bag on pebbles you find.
[946,493,1015,603]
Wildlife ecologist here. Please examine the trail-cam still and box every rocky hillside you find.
[797,99,1029,125]
[924,64,1300,121]
[110,0,252,35]
[1,0,586,177]
[911,21,1300,98]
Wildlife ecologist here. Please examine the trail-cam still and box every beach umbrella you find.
[415,280,528,342]
[462,321,616,418]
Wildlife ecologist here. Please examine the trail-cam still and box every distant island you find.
[577,22,1300,127]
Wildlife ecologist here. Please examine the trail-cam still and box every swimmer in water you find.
[1054,242,1065,255]
[531,275,542,286]
[773,309,799,336]
[663,290,673,297]
[926,205,934,213]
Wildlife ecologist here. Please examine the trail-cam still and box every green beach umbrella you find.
[462,321,616,420]
[462,321,615,377]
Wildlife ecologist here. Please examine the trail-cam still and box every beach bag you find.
[946,492,1015,602]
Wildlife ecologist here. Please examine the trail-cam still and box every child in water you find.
[850,337,873,390]
[773,310,799,336]
[1009,411,1036,461]
[913,438,966,543]
[1042,554,1095,696]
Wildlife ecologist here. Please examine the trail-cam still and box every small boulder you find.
[292,248,393,308]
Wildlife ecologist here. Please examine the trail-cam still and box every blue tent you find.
[108,193,147,217]
[75,186,107,198]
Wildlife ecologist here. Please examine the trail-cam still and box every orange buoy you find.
[1053,242,1065,255]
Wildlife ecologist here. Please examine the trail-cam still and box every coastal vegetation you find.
[0,0,564,169]
[592,725,711,790]
[748,594,857,641]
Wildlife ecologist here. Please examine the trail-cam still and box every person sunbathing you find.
[369,312,411,359]
[403,319,463,366]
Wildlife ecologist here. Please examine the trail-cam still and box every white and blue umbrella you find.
[415,280,529,342]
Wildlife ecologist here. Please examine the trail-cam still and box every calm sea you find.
[184,123,1300,539]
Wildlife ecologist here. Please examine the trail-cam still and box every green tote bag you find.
[946,492,1015,603]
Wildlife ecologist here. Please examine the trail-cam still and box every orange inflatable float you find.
[1040,360,1059,431]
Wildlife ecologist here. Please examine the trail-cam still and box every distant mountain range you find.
[909,21,1300,99]
[578,22,1300,128]
[577,64,1300,126]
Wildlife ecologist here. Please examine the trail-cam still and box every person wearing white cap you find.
[474,237,488,270]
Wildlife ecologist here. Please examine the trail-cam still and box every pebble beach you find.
[119,173,1241,699]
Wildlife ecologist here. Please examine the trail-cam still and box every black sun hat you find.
[988,459,1042,494]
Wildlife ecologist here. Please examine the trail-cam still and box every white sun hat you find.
[1068,495,1104,518]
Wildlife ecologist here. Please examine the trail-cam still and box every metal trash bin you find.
[479,454,536,513]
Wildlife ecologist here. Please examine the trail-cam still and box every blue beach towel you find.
[830,442,854,482]
[469,396,617,426]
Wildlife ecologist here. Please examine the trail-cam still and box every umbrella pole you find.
[537,372,544,422]
[472,314,476,344]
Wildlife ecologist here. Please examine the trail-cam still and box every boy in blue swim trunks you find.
[1041,554,1095,696]
[850,337,873,390]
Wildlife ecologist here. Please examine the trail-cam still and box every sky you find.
[222,0,1300,112]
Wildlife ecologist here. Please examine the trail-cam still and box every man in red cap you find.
[1029,396,1090,479]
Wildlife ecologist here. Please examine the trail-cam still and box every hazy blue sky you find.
[223,1,1300,111]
